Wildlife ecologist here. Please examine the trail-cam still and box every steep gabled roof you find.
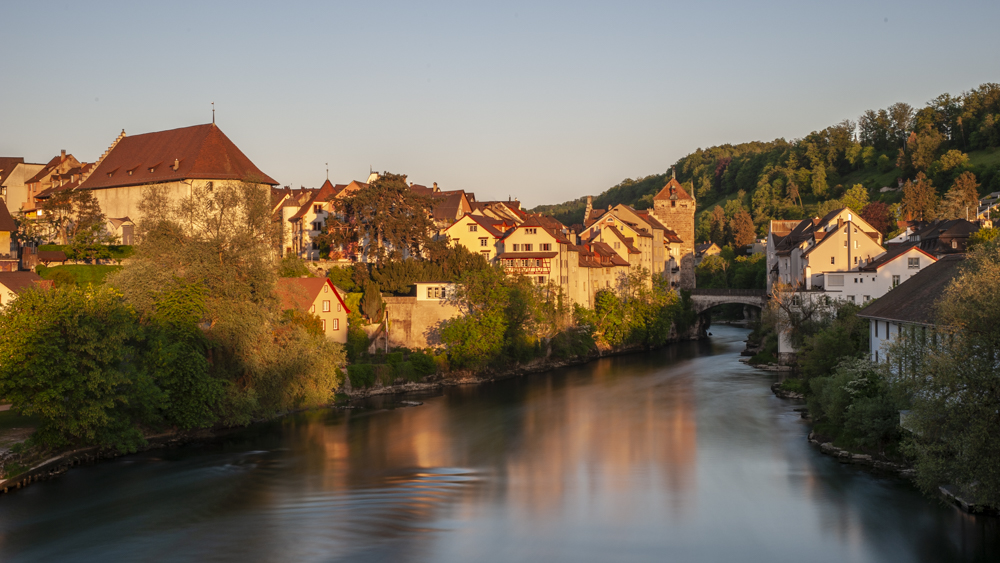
[858,254,965,325]
[276,277,350,314]
[79,124,277,191]
[24,154,66,185]
[606,225,641,254]
[653,177,693,201]
[0,157,25,187]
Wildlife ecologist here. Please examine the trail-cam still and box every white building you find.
[857,255,965,363]
[826,245,937,305]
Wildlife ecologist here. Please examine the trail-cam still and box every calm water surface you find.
[0,326,997,562]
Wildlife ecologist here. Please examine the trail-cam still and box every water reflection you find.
[0,326,996,562]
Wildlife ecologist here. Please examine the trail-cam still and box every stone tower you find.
[651,173,696,289]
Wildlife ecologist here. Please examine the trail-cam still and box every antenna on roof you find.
[212,102,215,124]
[326,163,329,181]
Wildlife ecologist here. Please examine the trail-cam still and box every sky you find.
[2,1,999,209]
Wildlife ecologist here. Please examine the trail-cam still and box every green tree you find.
[0,285,157,452]
[330,172,435,264]
[894,240,1000,506]
[709,205,726,244]
[841,184,870,213]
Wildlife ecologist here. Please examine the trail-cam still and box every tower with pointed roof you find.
[651,169,696,288]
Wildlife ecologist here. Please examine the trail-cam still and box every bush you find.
[385,351,404,366]
[410,350,437,377]
[374,364,395,386]
[278,255,311,277]
[346,314,369,362]
[347,364,375,388]
[395,361,420,382]
[550,329,596,360]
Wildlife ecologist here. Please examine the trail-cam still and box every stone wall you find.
[381,295,463,349]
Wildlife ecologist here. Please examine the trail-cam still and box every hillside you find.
[532,83,1000,244]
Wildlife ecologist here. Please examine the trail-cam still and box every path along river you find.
[0,325,997,562]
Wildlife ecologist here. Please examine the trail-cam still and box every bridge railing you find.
[689,288,767,297]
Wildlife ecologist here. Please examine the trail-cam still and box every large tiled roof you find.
[79,124,277,191]
[24,154,65,185]
[0,205,15,232]
[0,158,24,187]
[289,180,338,221]
[857,254,965,325]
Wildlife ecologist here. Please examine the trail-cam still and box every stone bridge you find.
[688,288,768,314]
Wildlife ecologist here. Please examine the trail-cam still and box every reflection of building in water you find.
[505,360,698,518]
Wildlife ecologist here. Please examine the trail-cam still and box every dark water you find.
[0,326,997,562]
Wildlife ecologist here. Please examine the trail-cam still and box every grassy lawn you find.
[37,264,122,285]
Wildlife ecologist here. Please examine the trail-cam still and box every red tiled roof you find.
[0,205,15,232]
[79,124,277,191]
[24,155,65,185]
[653,178,693,201]
[0,271,48,294]
[276,277,350,314]
[0,157,24,187]
[290,180,338,221]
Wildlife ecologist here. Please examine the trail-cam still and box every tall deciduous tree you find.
[860,202,893,237]
[900,172,938,221]
[730,209,756,249]
[840,184,870,213]
[938,171,980,220]
[331,172,434,264]
[709,205,726,244]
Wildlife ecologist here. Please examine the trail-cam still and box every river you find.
[0,325,996,562]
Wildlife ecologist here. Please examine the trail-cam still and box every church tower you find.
[651,170,696,289]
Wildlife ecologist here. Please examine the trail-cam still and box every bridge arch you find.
[688,288,768,314]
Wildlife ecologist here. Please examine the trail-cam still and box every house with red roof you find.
[76,123,277,224]
[0,271,51,306]
[276,277,351,342]
[21,150,85,219]
[650,175,697,288]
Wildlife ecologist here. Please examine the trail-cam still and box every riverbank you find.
[0,324,707,495]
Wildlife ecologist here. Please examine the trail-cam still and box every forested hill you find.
[532,83,1000,246]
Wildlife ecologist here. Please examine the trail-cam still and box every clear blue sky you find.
[2,1,998,208]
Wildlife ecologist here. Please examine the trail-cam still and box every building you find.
[0,206,19,272]
[845,245,938,304]
[858,254,965,363]
[905,219,981,256]
[21,151,85,218]
[276,277,351,342]
[498,215,575,289]
[0,271,50,306]
[767,208,884,293]
[650,176,697,289]
[443,213,507,262]
[0,157,45,216]
[694,242,721,266]
[76,124,278,224]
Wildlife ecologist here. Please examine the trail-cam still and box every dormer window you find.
[525,228,537,235]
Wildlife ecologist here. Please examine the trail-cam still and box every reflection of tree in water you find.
[798,441,1000,562]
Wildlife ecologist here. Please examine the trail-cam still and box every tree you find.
[897,127,944,174]
[900,172,938,221]
[840,184,869,213]
[330,172,435,264]
[730,209,756,249]
[810,164,828,198]
[709,205,726,244]
[0,285,156,452]
[937,149,969,172]
[894,239,1000,506]
[938,171,980,220]
[860,202,893,237]
[967,227,999,250]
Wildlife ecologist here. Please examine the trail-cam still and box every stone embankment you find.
[806,430,915,477]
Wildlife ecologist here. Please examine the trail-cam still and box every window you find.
[875,322,879,338]
[908,257,919,269]
[427,287,434,298]
[525,228,537,235]
[333,319,339,330]
[854,240,859,249]
[512,244,520,251]
[892,274,900,287]
[951,240,958,249]
[671,201,676,208]
[537,276,545,285]
[863,295,871,302]
[321,319,326,331]
[480,238,488,247]
[523,244,533,251]
[854,256,858,264]
[614,242,620,249]
[313,205,322,213]
[324,286,329,293]
[843,240,848,248]
[469,224,478,232]
[830,256,835,264]
[848,295,856,303]
[337,302,342,312]
[541,243,551,251]
[322,300,331,312]
[310,304,316,313]
[828,274,844,286]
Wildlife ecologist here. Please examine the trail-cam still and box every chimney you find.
[60,149,66,161]
[433,182,438,190]
[173,158,180,171]
[584,195,593,223]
